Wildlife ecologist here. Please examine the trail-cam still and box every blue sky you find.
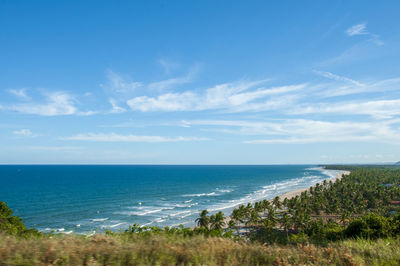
[1,0,400,164]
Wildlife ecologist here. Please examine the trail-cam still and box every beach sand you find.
[222,170,350,228]
[277,170,350,200]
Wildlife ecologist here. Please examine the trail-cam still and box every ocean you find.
[0,165,342,234]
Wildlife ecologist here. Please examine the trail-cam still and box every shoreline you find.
[278,170,350,201]
[222,170,350,227]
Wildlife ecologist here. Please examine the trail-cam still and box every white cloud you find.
[13,129,33,137]
[293,99,400,119]
[127,80,303,112]
[10,91,78,116]
[127,91,198,112]
[345,23,383,46]
[109,98,126,113]
[28,146,82,151]
[61,133,210,142]
[185,118,400,145]
[313,70,364,86]
[9,88,30,100]
[148,76,193,91]
[346,23,368,36]
[148,66,198,91]
[102,70,142,94]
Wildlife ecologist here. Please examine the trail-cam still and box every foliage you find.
[0,201,40,237]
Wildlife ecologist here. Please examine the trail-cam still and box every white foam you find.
[109,222,126,228]
[117,206,174,216]
[207,170,341,214]
[91,218,109,222]
[183,192,218,197]
[169,210,192,217]
[140,222,154,227]
[183,187,233,198]
[167,202,198,208]
[153,217,166,223]
[101,222,126,229]
[216,188,233,193]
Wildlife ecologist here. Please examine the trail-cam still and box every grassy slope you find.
[1,233,400,265]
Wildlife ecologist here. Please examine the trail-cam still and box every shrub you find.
[0,201,40,237]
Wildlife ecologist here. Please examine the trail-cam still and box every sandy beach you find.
[278,170,350,200]
[221,170,351,227]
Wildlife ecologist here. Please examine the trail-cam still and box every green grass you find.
[1,233,400,265]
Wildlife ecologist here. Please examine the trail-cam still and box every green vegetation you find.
[2,166,400,265]
[222,166,400,244]
[0,202,41,237]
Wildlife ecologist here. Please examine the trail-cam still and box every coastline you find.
[222,170,350,227]
[278,170,350,200]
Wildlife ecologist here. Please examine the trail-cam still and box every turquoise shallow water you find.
[0,165,342,234]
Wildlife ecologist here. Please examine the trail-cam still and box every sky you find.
[1,0,400,164]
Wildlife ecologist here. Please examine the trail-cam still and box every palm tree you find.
[273,196,282,210]
[195,209,210,229]
[210,211,225,230]
[280,213,291,238]
[266,206,277,228]
[246,209,261,227]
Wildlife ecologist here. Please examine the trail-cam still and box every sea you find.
[0,165,343,235]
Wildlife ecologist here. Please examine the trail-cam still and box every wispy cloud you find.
[9,88,30,100]
[103,66,198,94]
[28,146,83,151]
[61,133,210,142]
[127,80,304,112]
[184,118,400,145]
[292,99,400,119]
[313,70,364,86]
[109,98,126,114]
[148,71,195,91]
[13,128,34,137]
[346,23,383,46]
[102,70,143,94]
[346,23,368,36]
[10,92,78,116]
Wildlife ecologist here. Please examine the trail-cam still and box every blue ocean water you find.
[0,165,342,234]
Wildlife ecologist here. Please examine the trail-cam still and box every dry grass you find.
[1,233,399,265]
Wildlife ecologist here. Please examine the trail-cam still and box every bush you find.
[0,201,40,237]
[345,213,389,239]
[345,219,368,238]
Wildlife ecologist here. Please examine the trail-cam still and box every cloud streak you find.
[127,80,304,112]
[292,99,400,119]
[314,70,364,86]
[9,88,30,100]
[102,70,143,94]
[184,118,400,145]
[61,133,210,142]
[13,129,34,137]
[10,92,78,116]
[346,23,368,36]
[345,23,383,46]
